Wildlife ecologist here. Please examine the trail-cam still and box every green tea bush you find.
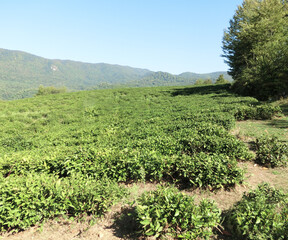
[1,134,34,151]
[47,148,144,182]
[234,105,281,120]
[224,184,288,240]
[255,136,288,167]
[177,123,253,161]
[0,173,126,232]
[45,148,245,189]
[135,187,221,239]
[171,153,244,189]
[178,112,235,130]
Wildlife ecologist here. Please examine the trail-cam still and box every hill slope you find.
[0,48,232,99]
[0,48,151,99]
[0,85,286,239]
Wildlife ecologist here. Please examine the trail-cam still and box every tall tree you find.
[222,0,288,100]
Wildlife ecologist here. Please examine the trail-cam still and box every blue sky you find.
[0,0,243,74]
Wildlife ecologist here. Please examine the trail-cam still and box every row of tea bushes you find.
[0,173,126,232]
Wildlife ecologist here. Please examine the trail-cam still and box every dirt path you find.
[2,163,287,240]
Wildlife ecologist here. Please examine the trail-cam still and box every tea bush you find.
[0,173,126,232]
[176,123,253,161]
[255,136,288,167]
[234,104,281,120]
[172,153,244,189]
[135,187,221,239]
[224,184,288,240]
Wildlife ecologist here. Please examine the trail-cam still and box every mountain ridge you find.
[0,48,232,100]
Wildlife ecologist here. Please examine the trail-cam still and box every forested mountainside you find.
[0,48,231,100]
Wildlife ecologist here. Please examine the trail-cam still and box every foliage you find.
[171,153,245,189]
[255,136,288,167]
[0,84,276,233]
[0,173,126,232]
[194,79,205,85]
[223,0,288,100]
[215,74,229,84]
[177,122,252,160]
[234,104,282,120]
[224,183,288,240]
[204,79,213,85]
[35,85,67,96]
[135,187,221,239]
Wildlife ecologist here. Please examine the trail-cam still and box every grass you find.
[233,98,288,143]
[234,116,288,143]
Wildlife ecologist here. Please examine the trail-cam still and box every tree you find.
[195,79,204,85]
[222,0,288,100]
[215,74,229,84]
[204,79,213,85]
[35,85,67,96]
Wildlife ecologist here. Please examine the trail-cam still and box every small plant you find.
[224,183,288,240]
[135,186,221,239]
[255,136,288,167]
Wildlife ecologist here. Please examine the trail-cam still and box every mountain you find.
[0,48,231,100]
[179,71,233,82]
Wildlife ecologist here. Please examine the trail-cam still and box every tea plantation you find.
[0,84,287,239]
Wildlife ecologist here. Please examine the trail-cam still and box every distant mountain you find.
[0,48,232,100]
[179,71,233,82]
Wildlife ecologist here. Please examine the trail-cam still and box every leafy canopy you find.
[35,85,67,96]
[215,74,229,84]
[223,0,288,100]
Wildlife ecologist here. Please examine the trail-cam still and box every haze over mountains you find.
[0,48,232,100]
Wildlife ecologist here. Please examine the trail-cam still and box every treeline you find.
[33,74,230,97]
[194,74,229,85]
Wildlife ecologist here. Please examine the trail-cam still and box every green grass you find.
[235,116,288,143]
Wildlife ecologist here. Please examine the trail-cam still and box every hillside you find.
[0,48,151,99]
[0,85,287,239]
[0,48,231,100]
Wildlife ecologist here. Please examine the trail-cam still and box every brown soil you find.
[2,163,287,240]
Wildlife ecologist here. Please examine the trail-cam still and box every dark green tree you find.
[222,0,288,100]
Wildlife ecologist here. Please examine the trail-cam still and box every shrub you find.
[0,173,126,232]
[234,105,281,120]
[135,187,221,239]
[178,123,253,161]
[224,183,288,240]
[255,136,288,168]
[172,153,245,189]
[1,134,34,151]
[35,85,67,96]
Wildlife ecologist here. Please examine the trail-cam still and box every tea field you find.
[0,84,287,239]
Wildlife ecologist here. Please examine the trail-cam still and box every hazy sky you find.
[0,0,243,74]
